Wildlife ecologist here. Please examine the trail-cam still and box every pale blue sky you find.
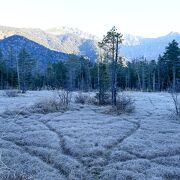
[0,0,179,37]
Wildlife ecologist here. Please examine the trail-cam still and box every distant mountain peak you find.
[123,34,142,46]
[46,26,97,40]
[167,31,180,37]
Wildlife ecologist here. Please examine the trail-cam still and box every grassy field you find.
[0,91,179,179]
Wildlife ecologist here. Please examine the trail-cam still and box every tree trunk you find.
[153,71,156,92]
[0,72,3,89]
[157,66,160,91]
[111,37,115,106]
[16,56,20,90]
[136,70,141,91]
[172,65,176,91]
[142,66,145,91]
[113,35,119,106]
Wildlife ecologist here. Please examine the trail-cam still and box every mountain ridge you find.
[0,25,180,61]
[0,35,70,69]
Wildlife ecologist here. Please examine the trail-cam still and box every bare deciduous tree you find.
[170,91,180,117]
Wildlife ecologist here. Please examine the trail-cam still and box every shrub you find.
[31,98,63,114]
[78,92,135,114]
[95,92,111,105]
[2,90,72,116]
[4,90,19,97]
[108,93,135,114]
[56,90,72,108]
[170,91,180,118]
[74,92,101,106]
[74,92,89,104]
[31,90,72,114]
[86,95,99,105]
[116,94,135,113]
[85,92,111,106]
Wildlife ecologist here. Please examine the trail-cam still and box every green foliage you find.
[46,61,67,89]
[163,40,179,65]
[65,55,91,91]
[0,39,179,93]
[98,26,123,106]
[160,40,180,90]
[18,48,35,92]
[0,49,17,89]
[98,62,110,105]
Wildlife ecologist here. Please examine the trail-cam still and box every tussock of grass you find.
[74,92,89,104]
[4,90,19,97]
[3,90,72,116]
[110,94,135,114]
[0,171,32,180]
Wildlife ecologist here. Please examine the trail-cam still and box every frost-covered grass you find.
[0,90,179,179]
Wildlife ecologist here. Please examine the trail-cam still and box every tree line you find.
[0,29,179,95]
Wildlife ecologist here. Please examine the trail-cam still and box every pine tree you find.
[99,26,123,106]
[53,61,67,89]
[66,55,80,90]
[149,60,157,91]
[0,49,5,89]
[90,63,98,89]
[18,48,35,92]
[162,40,180,91]
[98,62,109,105]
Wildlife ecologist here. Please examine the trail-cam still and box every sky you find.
[0,0,179,37]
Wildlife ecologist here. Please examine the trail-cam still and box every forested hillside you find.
[0,32,179,92]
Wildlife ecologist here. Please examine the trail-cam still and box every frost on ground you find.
[0,91,180,180]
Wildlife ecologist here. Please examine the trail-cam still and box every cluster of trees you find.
[0,48,35,92]
[0,31,179,95]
